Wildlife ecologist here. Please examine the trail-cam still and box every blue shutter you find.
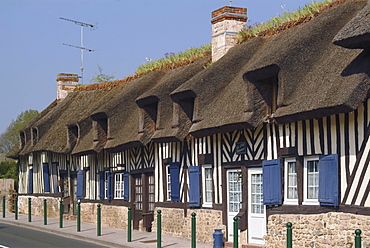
[43,163,50,193]
[76,170,84,199]
[123,172,129,201]
[28,168,33,194]
[107,172,113,200]
[98,172,105,200]
[188,166,201,207]
[318,154,339,206]
[262,159,282,205]
[169,162,180,201]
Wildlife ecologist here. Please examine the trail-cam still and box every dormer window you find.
[32,128,38,146]
[170,90,198,127]
[135,96,159,133]
[244,64,280,115]
[68,124,79,148]
[91,113,108,142]
[258,75,278,114]
[20,131,26,149]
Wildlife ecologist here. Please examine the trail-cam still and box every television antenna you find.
[60,17,97,84]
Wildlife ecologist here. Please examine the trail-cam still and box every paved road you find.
[0,222,109,248]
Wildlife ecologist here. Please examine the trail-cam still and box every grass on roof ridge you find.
[75,0,346,92]
[238,0,347,43]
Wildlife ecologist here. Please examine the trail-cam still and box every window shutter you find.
[76,170,84,199]
[43,163,50,193]
[262,159,282,205]
[28,168,33,194]
[98,172,105,200]
[107,172,113,200]
[169,162,180,201]
[318,154,339,206]
[123,172,129,201]
[188,166,201,207]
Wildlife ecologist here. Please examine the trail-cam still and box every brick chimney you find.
[56,73,79,101]
[211,6,247,62]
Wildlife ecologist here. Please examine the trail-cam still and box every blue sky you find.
[1,0,319,134]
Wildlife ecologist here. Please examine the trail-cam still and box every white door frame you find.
[248,168,266,245]
[226,169,242,241]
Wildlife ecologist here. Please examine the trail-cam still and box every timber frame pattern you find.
[8,0,370,246]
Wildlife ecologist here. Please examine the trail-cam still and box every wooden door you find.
[132,172,155,231]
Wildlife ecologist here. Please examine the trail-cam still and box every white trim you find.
[284,158,298,205]
[303,156,320,205]
[201,164,213,208]
[114,172,124,199]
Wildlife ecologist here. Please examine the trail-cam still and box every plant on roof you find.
[90,65,117,84]
[135,44,211,75]
[237,0,336,42]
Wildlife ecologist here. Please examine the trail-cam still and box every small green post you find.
[97,204,101,236]
[127,207,132,242]
[14,196,18,220]
[157,209,161,248]
[2,196,5,218]
[77,201,81,232]
[355,229,362,248]
[43,199,47,225]
[233,216,239,248]
[59,200,63,228]
[286,222,293,248]
[191,212,196,248]
[28,197,31,222]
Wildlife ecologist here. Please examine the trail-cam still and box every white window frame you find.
[104,171,109,199]
[114,172,124,199]
[201,164,213,208]
[85,169,90,199]
[303,156,319,205]
[166,164,171,201]
[284,158,298,205]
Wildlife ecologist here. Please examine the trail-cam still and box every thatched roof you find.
[333,1,370,49]
[9,0,370,158]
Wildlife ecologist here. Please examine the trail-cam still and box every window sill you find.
[302,200,319,205]
[283,200,298,205]
[202,203,213,208]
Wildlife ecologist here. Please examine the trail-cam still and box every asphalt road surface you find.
[0,222,109,248]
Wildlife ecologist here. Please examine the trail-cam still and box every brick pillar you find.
[211,6,247,62]
[56,73,79,101]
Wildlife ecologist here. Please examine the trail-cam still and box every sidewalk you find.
[0,213,213,248]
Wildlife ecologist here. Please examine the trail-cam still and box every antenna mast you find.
[60,17,97,84]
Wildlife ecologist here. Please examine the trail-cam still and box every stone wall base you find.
[17,196,129,230]
[264,212,370,248]
[152,207,225,245]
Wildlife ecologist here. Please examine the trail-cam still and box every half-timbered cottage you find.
[8,0,370,246]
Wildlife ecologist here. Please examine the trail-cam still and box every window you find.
[136,96,159,133]
[167,162,180,201]
[166,164,171,200]
[32,128,38,146]
[263,155,338,207]
[284,158,298,205]
[68,125,79,148]
[303,156,319,205]
[20,131,26,148]
[85,169,90,199]
[202,165,213,207]
[114,173,124,199]
[99,170,112,200]
[251,173,264,214]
